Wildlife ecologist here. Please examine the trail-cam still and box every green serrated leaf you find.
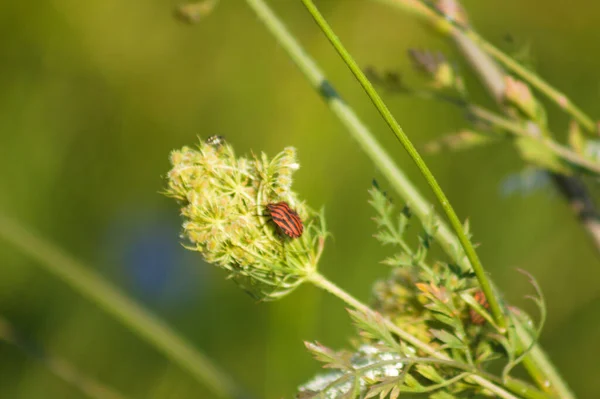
[423,208,439,237]
[397,212,410,236]
[365,377,398,399]
[431,312,462,331]
[373,231,399,246]
[304,341,353,371]
[429,329,465,349]
[415,364,445,383]
[381,253,414,268]
[403,373,424,389]
[347,309,400,352]
[369,187,392,214]
[414,249,427,264]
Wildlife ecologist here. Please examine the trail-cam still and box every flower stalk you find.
[242,0,467,269]
[299,0,507,332]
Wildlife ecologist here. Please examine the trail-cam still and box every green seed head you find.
[165,137,326,300]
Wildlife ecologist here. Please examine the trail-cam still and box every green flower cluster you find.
[165,137,326,300]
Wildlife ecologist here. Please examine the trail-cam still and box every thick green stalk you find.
[512,315,576,399]
[298,0,574,396]
[0,214,240,399]
[441,4,578,396]
[241,1,563,397]
[299,0,506,332]
[243,0,464,266]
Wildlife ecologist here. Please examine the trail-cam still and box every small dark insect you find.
[469,290,489,325]
[206,135,225,147]
[265,201,304,238]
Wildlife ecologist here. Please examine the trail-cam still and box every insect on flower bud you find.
[164,137,327,300]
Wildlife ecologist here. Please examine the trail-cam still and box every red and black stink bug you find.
[469,290,489,325]
[265,201,304,238]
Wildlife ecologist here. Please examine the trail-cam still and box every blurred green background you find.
[1,0,600,398]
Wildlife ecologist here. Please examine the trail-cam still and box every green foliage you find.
[297,185,547,398]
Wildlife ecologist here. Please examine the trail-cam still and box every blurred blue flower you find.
[102,209,210,309]
[499,168,552,198]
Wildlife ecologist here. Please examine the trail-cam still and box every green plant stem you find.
[0,214,240,399]
[469,105,600,175]
[341,1,580,394]
[512,314,575,399]
[469,32,596,133]
[242,2,564,398]
[243,0,464,265]
[407,87,599,175]
[439,9,578,399]
[308,273,549,399]
[299,0,506,332]
[372,0,596,135]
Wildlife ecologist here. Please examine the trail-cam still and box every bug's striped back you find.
[469,290,489,325]
[266,202,304,238]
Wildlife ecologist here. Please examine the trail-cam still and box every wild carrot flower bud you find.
[504,76,540,120]
[164,137,326,300]
[408,49,465,95]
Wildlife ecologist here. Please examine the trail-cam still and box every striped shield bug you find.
[206,135,225,148]
[265,201,304,239]
[469,290,489,325]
